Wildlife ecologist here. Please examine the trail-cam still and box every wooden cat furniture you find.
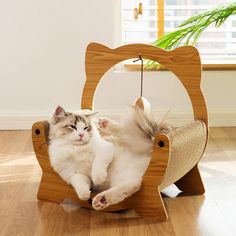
[32,42,208,222]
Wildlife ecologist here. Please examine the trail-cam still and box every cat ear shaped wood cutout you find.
[82,42,207,126]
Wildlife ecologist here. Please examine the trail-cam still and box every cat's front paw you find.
[92,169,107,186]
[75,188,91,201]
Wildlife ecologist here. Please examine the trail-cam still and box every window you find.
[122,0,236,66]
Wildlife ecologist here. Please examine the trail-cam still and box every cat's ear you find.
[55,106,66,116]
[53,106,66,123]
[85,112,98,120]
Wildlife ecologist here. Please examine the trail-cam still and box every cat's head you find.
[49,106,96,145]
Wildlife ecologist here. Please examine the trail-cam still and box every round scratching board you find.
[32,42,208,222]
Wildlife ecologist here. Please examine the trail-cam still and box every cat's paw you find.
[92,170,107,186]
[98,118,110,129]
[75,188,91,201]
[92,191,126,210]
[92,194,108,210]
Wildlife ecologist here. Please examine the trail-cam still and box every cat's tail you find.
[132,106,174,138]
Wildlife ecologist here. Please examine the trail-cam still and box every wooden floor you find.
[0,128,236,236]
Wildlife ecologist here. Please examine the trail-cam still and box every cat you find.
[48,106,114,201]
[91,102,173,210]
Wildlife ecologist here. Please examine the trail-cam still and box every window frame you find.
[122,0,236,70]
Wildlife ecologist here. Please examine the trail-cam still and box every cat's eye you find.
[68,125,77,130]
[84,126,91,131]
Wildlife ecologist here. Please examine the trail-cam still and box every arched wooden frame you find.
[32,43,208,222]
[81,43,208,126]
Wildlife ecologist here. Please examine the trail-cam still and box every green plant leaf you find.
[146,1,236,69]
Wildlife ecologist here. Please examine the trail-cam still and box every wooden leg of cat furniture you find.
[174,164,205,195]
[131,134,170,221]
[132,188,167,221]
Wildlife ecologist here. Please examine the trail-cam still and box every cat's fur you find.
[92,103,173,210]
[48,106,114,201]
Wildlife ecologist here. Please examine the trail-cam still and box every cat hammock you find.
[32,42,208,222]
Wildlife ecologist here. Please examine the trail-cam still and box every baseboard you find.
[0,109,236,130]
[0,114,50,130]
[208,110,236,127]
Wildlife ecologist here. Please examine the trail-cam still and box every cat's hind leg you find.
[97,117,122,137]
[92,179,142,210]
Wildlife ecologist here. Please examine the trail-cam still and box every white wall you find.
[0,0,236,129]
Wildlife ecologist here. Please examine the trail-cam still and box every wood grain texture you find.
[132,134,170,221]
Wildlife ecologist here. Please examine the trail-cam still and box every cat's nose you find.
[79,133,84,138]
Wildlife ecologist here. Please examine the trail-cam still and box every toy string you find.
[133,54,143,97]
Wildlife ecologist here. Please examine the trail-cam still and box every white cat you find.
[92,102,173,210]
[48,106,114,201]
